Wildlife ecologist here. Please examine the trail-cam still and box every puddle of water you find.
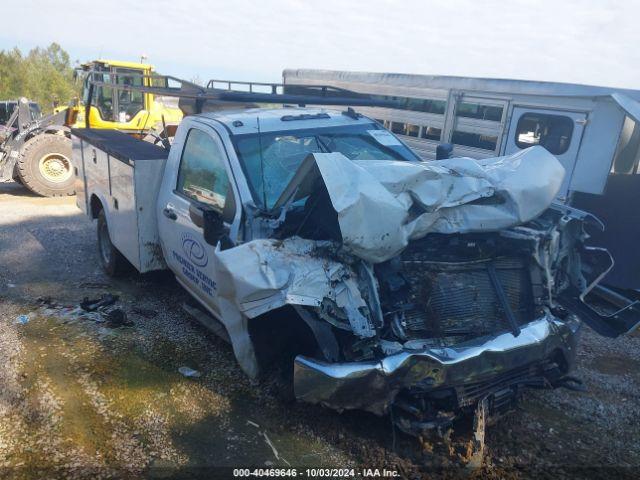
[9,311,353,473]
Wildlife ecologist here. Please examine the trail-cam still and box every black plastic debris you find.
[80,293,119,312]
[38,293,133,329]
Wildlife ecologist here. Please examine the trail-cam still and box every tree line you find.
[0,43,77,113]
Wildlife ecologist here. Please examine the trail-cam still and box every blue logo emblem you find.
[181,232,208,267]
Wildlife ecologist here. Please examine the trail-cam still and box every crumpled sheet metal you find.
[293,314,581,416]
[312,146,564,263]
[214,237,367,320]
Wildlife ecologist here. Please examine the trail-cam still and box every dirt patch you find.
[589,354,640,379]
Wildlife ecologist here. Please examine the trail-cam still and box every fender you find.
[88,190,111,221]
[40,125,71,137]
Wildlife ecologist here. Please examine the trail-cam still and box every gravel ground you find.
[0,182,639,479]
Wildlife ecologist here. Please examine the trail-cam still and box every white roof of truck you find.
[196,107,375,135]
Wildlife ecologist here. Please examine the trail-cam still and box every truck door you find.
[157,123,237,315]
[504,107,586,200]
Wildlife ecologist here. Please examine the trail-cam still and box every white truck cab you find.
[74,107,421,375]
[161,108,419,324]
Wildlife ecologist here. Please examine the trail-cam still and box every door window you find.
[114,68,145,122]
[28,103,42,121]
[93,73,115,121]
[515,113,574,155]
[451,131,498,150]
[457,102,503,121]
[177,128,232,213]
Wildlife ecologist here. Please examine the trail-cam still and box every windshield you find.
[233,123,419,209]
[29,103,42,120]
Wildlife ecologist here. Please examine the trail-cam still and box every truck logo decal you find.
[181,232,208,267]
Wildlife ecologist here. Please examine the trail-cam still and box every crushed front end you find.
[217,147,638,436]
[292,205,592,434]
[294,315,581,434]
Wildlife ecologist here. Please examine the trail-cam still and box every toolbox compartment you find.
[72,129,169,272]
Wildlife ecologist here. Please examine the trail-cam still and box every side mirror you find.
[188,203,228,246]
[188,203,204,227]
[436,143,454,160]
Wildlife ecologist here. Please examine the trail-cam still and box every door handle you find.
[163,207,177,220]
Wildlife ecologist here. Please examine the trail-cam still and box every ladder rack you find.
[82,70,395,127]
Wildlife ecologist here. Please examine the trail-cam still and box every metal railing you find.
[82,70,397,127]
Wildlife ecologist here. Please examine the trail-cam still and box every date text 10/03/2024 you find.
[233,468,400,478]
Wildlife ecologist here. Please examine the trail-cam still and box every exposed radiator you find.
[398,256,534,342]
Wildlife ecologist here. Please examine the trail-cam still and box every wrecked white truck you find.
[72,74,640,436]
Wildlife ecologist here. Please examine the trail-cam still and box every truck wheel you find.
[97,210,129,276]
[17,134,75,197]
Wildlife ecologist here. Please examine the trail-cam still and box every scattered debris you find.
[36,294,132,328]
[80,294,118,312]
[247,420,291,465]
[14,314,29,324]
[466,397,488,469]
[178,367,201,378]
[263,431,290,465]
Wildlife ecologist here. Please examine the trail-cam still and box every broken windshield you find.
[232,123,419,209]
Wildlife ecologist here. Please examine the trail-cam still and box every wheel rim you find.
[38,153,72,183]
[98,220,112,266]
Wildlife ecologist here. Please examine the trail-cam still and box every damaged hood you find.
[276,146,565,263]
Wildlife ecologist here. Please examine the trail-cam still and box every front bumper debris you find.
[293,314,580,416]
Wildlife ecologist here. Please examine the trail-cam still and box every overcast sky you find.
[1,0,637,88]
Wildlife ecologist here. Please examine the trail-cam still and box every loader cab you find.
[76,60,182,132]
[0,100,42,125]
[79,60,149,130]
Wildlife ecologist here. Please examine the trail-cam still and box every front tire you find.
[18,134,75,197]
[97,210,129,276]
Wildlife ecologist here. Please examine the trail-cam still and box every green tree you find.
[0,43,77,113]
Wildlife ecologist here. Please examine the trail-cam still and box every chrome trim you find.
[293,314,580,416]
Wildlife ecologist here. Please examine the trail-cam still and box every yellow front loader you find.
[0,59,182,197]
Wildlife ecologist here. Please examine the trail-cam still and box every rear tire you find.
[17,134,75,197]
[97,210,129,276]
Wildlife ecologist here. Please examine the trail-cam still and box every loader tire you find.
[17,134,75,197]
[97,210,129,277]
